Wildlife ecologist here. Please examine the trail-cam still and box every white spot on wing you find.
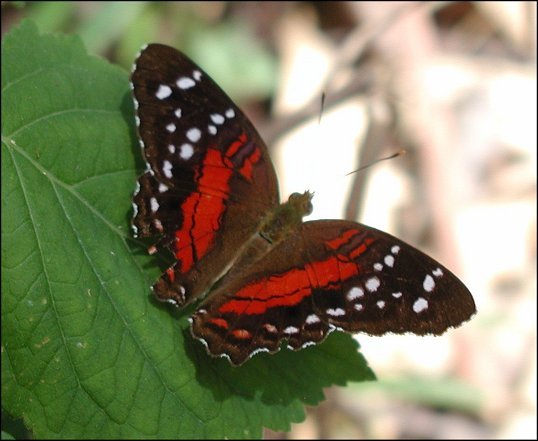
[413,297,428,313]
[432,267,443,277]
[374,263,383,271]
[166,123,176,133]
[354,303,364,311]
[208,124,217,135]
[384,254,395,267]
[174,108,182,118]
[306,314,320,324]
[391,245,400,254]
[158,183,168,193]
[186,127,201,142]
[150,197,159,212]
[284,326,299,335]
[225,108,235,118]
[211,113,225,125]
[423,274,435,292]
[168,144,175,153]
[377,300,385,309]
[192,70,202,81]
[392,292,402,298]
[155,84,172,99]
[177,77,195,89]
[163,160,173,178]
[365,276,380,292]
[326,308,345,317]
[179,144,194,160]
[346,287,364,301]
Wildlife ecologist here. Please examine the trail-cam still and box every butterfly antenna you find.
[318,92,326,124]
[345,150,406,176]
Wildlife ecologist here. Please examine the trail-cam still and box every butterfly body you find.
[131,44,475,366]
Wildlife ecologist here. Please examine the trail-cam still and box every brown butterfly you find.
[131,44,476,366]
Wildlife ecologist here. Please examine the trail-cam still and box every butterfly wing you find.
[131,44,279,306]
[191,220,476,365]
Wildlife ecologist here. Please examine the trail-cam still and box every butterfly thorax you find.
[259,191,313,244]
[214,191,314,290]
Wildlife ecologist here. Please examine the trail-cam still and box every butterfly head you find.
[288,191,314,217]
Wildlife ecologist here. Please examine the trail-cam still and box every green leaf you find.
[1,430,16,441]
[351,375,482,413]
[76,2,148,54]
[1,20,375,439]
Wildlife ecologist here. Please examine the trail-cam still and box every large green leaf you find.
[1,20,375,439]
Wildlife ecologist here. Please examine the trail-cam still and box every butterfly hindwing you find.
[191,220,476,365]
[131,44,279,306]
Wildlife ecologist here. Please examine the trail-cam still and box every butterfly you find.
[130,44,476,366]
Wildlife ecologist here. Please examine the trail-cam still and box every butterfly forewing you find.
[191,220,476,365]
[131,44,279,306]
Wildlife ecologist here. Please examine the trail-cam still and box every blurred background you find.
[2,1,536,439]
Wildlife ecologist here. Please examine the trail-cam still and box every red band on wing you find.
[221,268,311,315]
[218,229,377,315]
[327,229,375,259]
[238,145,261,180]
[326,229,359,249]
[224,132,246,157]
[166,267,175,282]
[224,132,261,181]
[306,256,358,288]
[349,239,374,259]
[231,329,252,339]
[174,133,263,273]
[174,148,231,272]
[209,317,228,329]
